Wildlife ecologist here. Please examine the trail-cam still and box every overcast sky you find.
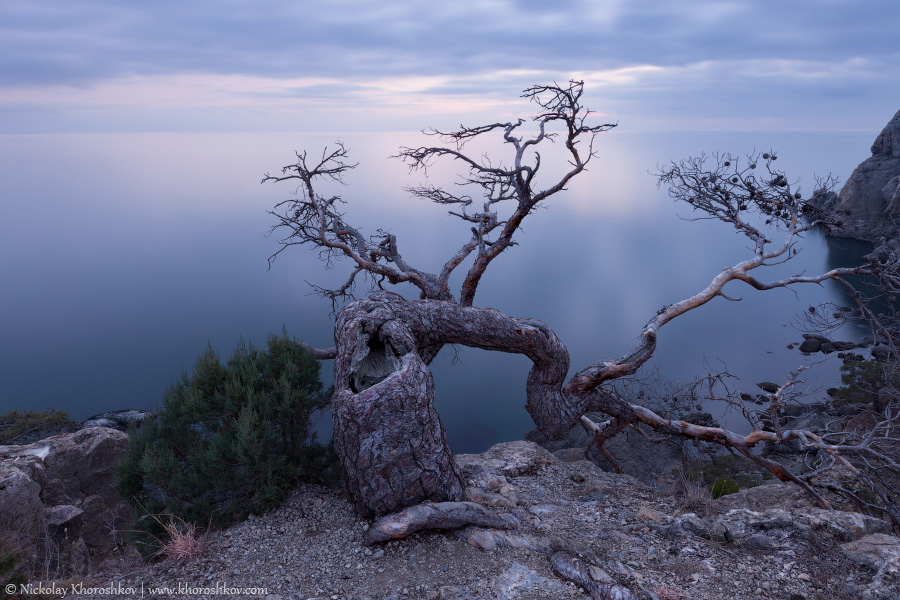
[2,0,898,133]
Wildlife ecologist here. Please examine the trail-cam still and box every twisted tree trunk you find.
[331,291,599,516]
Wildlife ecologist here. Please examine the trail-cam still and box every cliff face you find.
[814,109,900,243]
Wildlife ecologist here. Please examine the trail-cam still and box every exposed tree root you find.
[363,501,519,545]
[551,551,640,600]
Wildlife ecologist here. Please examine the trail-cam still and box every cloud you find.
[1,0,898,132]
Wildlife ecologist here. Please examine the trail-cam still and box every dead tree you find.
[262,82,877,518]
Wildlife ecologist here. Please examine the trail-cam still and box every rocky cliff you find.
[812,108,900,246]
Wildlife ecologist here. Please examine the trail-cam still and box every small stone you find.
[742,534,775,551]
[372,549,385,560]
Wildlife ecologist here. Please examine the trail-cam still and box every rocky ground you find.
[47,441,899,600]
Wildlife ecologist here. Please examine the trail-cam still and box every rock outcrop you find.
[80,409,152,432]
[812,108,900,244]
[841,534,900,600]
[0,427,132,578]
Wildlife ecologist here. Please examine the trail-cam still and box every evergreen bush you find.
[116,332,334,554]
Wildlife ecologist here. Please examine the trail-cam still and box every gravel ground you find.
[63,442,887,600]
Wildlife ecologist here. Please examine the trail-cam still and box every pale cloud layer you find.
[1,0,898,132]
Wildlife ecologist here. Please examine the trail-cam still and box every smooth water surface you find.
[0,130,875,451]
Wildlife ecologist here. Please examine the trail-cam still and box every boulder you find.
[756,382,780,394]
[80,409,153,432]
[842,534,900,600]
[457,440,554,479]
[657,505,891,549]
[0,427,132,577]
[842,534,900,569]
[811,108,900,241]
[714,482,816,512]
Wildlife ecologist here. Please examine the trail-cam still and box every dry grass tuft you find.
[636,502,667,523]
[154,517,206,564]
[134,508,207,564]
[675,465,712,514]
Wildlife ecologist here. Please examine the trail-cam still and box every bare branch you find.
[263,142,451,301]
[566,153,869,393]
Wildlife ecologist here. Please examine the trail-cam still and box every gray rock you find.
[802,333,831,343]
[81,409,153,431]
[680,411,720,428]
[491,562,569,599]
[0,467,44,557]
[553,447,587,462]
[841,533,900,569]
[830,341,860,351]
[842,535,900,600]
[44,504,85,539]
[872,346,895,362]
[740,534,776,550]
[0,427,132,576]
[793,508,892,542]
[756,382,780,393]
[714,482,815,512]
[798,338,824,353]
[660,505,891,548]
[811,108,900,241]
[456,440,554,478]
[527,504,563,517]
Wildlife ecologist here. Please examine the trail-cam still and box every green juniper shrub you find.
[116,333,334,556]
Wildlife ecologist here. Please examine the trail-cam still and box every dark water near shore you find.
[0,131,875,452]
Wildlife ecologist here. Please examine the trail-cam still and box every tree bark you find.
[332,297,463,516]
[331,291,598,515]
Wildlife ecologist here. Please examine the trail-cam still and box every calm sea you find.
[0,130,875,452]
